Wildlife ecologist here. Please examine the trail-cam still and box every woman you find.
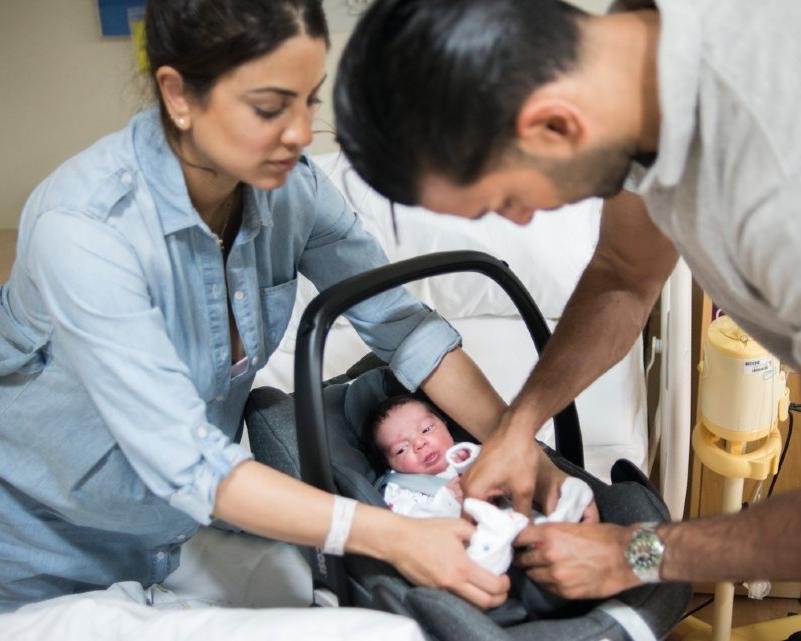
[0,0,511,612]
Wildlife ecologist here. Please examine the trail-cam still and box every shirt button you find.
[156,551,166,561]
[176,534,187,542]
[196,425,209,439]
[234,290,245,301]
[251,356,259,366]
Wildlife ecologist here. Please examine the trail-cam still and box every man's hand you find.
[514,522,640,598]
[534,453,600,522]
[461,411,599,521]
[388,516,510,609]
[461,412,541,513]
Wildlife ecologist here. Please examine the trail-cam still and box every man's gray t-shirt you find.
[621,0,801,368]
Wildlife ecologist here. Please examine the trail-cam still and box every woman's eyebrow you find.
[247,87,296,97]
[246,75,327,97]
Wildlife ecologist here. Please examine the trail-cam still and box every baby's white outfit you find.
[381,442,480,519]
[381,443,594,574]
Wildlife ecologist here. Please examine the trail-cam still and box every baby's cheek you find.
[394,456,419,474]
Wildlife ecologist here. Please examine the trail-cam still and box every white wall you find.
[0,1,346,230]
[1,1,141,229]
[0,0,612,230]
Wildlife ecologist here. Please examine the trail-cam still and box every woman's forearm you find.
[213,459,396,559]
[214,456,510,608]
[421,347,506,442]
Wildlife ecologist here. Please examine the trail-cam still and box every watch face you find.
[626,529,663,573]
[632,547,659,569]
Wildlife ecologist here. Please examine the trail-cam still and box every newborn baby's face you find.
[376,401,455,474]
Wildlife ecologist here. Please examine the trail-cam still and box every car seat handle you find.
[294,250,584,494]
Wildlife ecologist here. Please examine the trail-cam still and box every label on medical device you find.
[743,358,775,375]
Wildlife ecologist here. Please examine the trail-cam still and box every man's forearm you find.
[659,489,801,582]
[509,256,658,433]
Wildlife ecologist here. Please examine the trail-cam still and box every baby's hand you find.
[451,447,471,463]
[447,476,464,504]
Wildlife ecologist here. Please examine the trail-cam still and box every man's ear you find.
[515,92,586,158]
[155,66,192,129]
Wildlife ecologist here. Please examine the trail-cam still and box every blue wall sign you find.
[98,0,146,37]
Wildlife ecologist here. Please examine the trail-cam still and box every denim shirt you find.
[0,108,460,610]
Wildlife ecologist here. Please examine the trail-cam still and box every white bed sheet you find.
[0,527,424,641]
[253,314,647,483]
[0,602,423,641]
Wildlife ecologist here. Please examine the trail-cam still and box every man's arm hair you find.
[510,190,679,431]
[660,488,801,582]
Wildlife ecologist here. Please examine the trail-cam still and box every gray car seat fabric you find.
[245,366,691,641]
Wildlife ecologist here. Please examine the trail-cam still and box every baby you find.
[368,394,471,518]
[368,395,599,619]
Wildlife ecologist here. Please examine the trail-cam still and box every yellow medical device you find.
[675,316,798,641]
[694,316,789,480]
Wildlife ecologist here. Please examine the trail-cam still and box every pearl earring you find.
[176,116,187,128]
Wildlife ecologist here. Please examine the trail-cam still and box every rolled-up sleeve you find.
[27,210,251,525]
[298,163,461,390]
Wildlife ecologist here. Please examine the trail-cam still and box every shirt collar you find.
[131,107,273,239]
[627,0,703,193]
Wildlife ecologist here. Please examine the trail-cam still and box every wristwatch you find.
[624,521,665,583]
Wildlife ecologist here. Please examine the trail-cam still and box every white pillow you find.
[308,152,601,321]
[280,153,602,353]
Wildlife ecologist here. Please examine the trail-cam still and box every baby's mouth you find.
[424,451,440,467]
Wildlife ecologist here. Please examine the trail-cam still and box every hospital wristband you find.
[323,495,358,556]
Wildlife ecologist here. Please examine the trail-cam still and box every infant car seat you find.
[245,251,691,641]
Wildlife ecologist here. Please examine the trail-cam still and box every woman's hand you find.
[514,522,638,598]
[387,515,510,609]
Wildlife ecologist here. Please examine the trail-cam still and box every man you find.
[333,0,801,598]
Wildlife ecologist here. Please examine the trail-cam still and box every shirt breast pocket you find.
[260,278,298,359]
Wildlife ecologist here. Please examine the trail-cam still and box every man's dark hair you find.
[334,0,583,206]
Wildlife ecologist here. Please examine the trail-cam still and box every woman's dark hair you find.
[334,0,583,205]
[365,394,442,469]
[146,0,329,141]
